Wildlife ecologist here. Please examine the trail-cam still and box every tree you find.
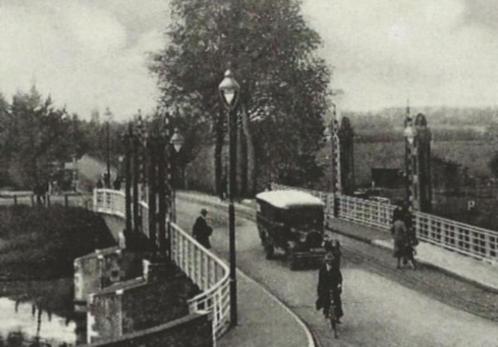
[150,0,331,194]
[0,87,87,188]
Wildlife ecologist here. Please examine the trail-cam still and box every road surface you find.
[177,199,498,347]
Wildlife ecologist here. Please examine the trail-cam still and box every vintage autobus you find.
[256,190,326,269]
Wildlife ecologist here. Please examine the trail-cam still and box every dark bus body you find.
[256,190,326,270]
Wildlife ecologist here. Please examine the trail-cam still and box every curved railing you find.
[272,183,498,263]
[93,189,231,340]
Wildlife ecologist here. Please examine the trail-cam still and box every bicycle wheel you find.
[329,304,338,338]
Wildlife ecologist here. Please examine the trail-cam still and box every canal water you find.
[0,280,86,346]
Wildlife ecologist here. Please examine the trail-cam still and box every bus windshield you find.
[283,207,323,229]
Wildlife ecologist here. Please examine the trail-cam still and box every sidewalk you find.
[178,190,498,294]
[218,269,313,347]
[177,192,314,347]
[328,218,498,293]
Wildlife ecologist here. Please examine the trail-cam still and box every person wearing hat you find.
[316,252,344,322]
[192,208,213,249]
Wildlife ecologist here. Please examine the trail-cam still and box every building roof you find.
[256,190,324,209]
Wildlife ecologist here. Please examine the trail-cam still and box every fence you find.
[92,189,231,340]
[0,191,91,208]
[272,183,498,263]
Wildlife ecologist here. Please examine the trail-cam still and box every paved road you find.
[177,199,498,347]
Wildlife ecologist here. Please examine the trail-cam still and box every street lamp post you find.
[219,69,240,326]
[104,107,113,188]
[123,124,133,246]
[117,155,124,188]
[404,117,416,207]
[170,128,184,223]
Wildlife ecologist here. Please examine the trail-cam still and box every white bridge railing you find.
[272,183,498,264]
[93,189,231,340]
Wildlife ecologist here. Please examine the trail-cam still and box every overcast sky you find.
[1,0,498,120]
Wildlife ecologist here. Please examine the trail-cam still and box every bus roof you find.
[256,190,324,209]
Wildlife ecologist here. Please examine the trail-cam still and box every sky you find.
[1,0,498,120]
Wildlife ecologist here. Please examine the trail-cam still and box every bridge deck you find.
[179,190,498,293]
[328,218,498,292]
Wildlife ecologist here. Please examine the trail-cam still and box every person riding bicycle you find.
[316,252,344,322]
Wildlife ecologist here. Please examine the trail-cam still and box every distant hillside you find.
[343,106,498,143]
[317,139,498,187]
[344,106,498,127]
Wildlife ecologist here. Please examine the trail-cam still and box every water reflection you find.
[0,298,81,346]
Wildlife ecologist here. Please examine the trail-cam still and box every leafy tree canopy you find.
[150,0,331,186]
[0,87,88,188]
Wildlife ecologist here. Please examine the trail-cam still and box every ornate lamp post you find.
[156,109,174,260]
[122,123,134,246]
[218,69,240,326]
[404,117,416,207]
[117,155,124,187]
[170,128,184,223]
[170,128,185,153]
[104,107,113,188]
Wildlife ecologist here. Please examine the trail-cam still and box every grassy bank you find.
[0,205,115,280]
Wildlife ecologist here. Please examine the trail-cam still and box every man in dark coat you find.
[316,252,344,321]
[193,208,213,249]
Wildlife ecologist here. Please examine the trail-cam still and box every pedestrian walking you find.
[316,252,344,322]
[96,178,104,189]
[192,208,213,249]
[391,206,408,269]
[34,183,44,206]
[402,205,417,269]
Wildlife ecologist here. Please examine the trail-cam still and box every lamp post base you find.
[228,201,237,326]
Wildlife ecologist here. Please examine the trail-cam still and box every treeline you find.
[344,106,498,143]
[0,86,125,189]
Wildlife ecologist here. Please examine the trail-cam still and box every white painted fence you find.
[93,189,231,339]
[415,212,498,262]
[272,183,498,263]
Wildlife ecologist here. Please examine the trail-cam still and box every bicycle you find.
[328,289,339,338]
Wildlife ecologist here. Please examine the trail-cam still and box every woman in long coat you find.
[316,252,343,321]
[392,207,408,269]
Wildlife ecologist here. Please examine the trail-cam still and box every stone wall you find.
[85,312,213,347]
[87,271,198,344]
[80,198,213,347]
[74,247,142,304]
[88,288,124,341]
[121,273,192,334]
